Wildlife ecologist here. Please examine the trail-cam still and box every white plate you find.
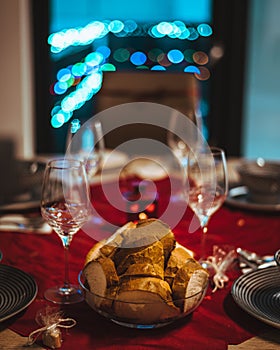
[231,266,280,329]
[226,186,280,212]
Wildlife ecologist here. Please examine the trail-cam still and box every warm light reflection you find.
[195,66,210,81]
[193,51,209,65]
[138,212,148,220]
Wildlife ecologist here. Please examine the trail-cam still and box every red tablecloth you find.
[1,178,279,349]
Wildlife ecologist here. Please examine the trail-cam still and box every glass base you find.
[44,284,84,304]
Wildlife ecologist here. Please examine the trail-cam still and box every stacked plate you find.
[232,266,280,329]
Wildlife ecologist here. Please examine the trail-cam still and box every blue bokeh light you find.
[184,65,200,74]
[96,46,111,59]
[54,81,68,95]
[151,65,166,71]
[48,6,213,128]
[130,51,147,65]
[57,68,71,82]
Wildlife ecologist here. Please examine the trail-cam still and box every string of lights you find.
[48,20,212,129]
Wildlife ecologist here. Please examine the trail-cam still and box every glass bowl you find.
[78,271,208,329]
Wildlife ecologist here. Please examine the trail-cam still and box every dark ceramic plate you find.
[226,186,280,212]
[0,264,38,322]
[232,266,280,329]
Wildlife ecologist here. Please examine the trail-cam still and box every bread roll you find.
[114,277,180,323]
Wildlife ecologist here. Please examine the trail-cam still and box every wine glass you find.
[41,159,90,304]
[167,110,202,202]
[187,147,228,255]
[66,118,105,178]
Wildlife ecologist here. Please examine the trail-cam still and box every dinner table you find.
[0,156,280,350]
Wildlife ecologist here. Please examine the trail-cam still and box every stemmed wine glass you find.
[41,159,90,304]
[66,118,105,227]
[187,147,228,255]
[66,118,105,179]
[167,110,202,202]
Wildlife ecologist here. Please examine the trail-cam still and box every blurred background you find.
[0,0,279,160]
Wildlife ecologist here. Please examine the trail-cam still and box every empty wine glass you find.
[187,147,228,255]
[41,159,90,304]
[167,110,202,202]
[66,118,105,178]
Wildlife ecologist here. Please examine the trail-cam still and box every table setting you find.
[1,115,280,349]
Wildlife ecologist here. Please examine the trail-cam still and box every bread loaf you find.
[83,219,208,323]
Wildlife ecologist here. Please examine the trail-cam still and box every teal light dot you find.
[48,33,55,45]
[150,26,165,38]
[187,27,199,41]
[72,62,87,77]
[85,52,104,67]
[51,113,65,128]
[157,22,173,35]
[61,95,75,112]
[124,19,137,33]
[70,119,81,133]
[184,49,195,63]
[51,105,61,117]
[109,20,124,33]
[197,24,213,37]
[179,28,190,40]
[113,48,130,62]
[50,46,62,54]
[167,49,184,64]
[136,65,149,70]
[101,63,116,71]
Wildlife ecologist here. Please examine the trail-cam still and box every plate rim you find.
[226,186,280,212]
[231,266,280,329]
[0,264,38,322]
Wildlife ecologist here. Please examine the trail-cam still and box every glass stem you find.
[64,245,70,289]
[200,225,208,258]
[60,234,72,290]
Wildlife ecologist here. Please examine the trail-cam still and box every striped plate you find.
[231,266,280,329]
[0,264,37,322]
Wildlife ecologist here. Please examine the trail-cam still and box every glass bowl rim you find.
[78,270,208,305]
